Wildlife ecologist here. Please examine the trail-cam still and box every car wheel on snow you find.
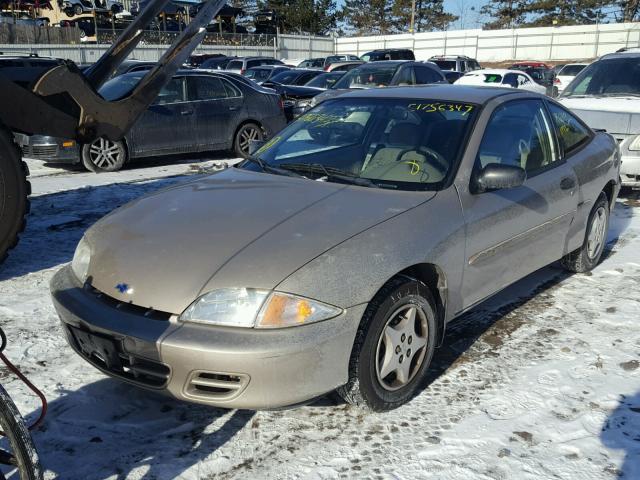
[337,277,437,412]
[561,192,610,273]
[234,123,263,159]
[81,138,127,173]
[0,126,30,264]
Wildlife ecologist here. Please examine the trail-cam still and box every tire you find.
[561,192,610,273]
[0,385,43,480]
[81,138,127,172]
[74,4,83,15]
[234,123,263,159]
[0,127,30,265]
[337,277,437,412]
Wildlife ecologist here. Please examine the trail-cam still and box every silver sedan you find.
[51,85,620,412]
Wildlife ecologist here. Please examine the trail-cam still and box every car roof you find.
[355,60,416,66]
[465,68,520,75]
[601,48,640,59]
[365,48,412,53]
[336,84,522,104]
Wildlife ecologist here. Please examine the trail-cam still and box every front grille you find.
[184,371,249,401]
[86,285,172,322]
[67,325,171,388]
[22,144,58,160]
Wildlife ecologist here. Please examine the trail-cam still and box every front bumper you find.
[50,265,364,409]
[621,153,640,187]
[14,133,79,163]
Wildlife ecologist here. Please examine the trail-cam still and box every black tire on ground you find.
[81,138,127,173]
[0,385,43,480]
[561,192,610,273]
[337,277,437,412]
[74,4,83,15]
[234,123,263,159]
[0,127,30,265]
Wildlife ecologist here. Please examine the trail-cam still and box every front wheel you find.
[73,4,83,15]
[561,192,610,273]
[0,127,30,264]
[337,277,437,411]
[0,385,43,480]
[81,138,127,173]
[234,123,263,159]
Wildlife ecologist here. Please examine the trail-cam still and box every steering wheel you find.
[395,147,448,175]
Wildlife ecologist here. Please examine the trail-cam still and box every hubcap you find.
[239,126,261,154]
[375,304,429,392]
[88,138,123,169]
[587,206,607,259]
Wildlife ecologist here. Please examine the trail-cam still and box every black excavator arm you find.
[0,0,227,142]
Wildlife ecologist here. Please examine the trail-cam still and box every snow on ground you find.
[0,156,639,480]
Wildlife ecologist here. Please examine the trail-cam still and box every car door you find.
[457,98,579,308]
[129,76,193,156]
[518,73,546,94]
[186,75,243,149]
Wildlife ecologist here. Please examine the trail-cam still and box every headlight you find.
[71,236,91,283]
[296,99,312,109]
[627,135,640,151]
[179,288,342,328]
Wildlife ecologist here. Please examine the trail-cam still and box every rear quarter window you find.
[548,102,591,154]
[226,60,243,70]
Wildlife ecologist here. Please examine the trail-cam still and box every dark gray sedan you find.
[52,86,620,412]
[19,70,286,172]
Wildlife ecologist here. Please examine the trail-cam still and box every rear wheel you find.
[337,277,437,411]
[81,138,127,172]
[0,385,43,480]
[0,127,30,265]
[74,4,83,15]
[234,123,263,158]
[561,192,610,273]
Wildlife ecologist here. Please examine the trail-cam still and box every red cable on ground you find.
[0,352,48,431]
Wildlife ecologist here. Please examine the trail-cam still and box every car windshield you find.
[332,64,399,89]
[269,70,300,84]
[482,73,502,83]
[245,97,478,191]
[99,72,144,101]
[305,72,344,88]
[558,64,586,76]
[433,60,457,71]
[562,57,640,97]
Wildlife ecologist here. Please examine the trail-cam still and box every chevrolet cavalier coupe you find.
[51,85,620,412]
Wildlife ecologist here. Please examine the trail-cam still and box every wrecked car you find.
[51,85,620,412]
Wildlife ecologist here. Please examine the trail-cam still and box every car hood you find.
[84,168,434,314]
[558,96,640,139]
[313,88,353,104]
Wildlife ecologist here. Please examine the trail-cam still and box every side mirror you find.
[248,139,266,156]
[472,163,526,193]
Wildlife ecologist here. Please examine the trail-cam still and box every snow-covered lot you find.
[1,157,639,480]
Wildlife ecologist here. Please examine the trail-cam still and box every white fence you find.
[0,34,334,64]
[336,22,640,62]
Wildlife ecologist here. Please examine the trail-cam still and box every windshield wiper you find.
[243,156,305,178]
[280,163,379,188]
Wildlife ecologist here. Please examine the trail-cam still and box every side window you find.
[187,76,227,101]
[395,66,415,85]
[476,100,559,176]
[518,74,530,85]
[154,77,185,105]
[222,79,242,98]
[503,73,518,88]
[415,66,442,84]
[548,102,591,154]
[297,72,317,84]
[247,60,260,69]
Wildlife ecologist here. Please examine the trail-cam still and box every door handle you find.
[180,109,194,116]
[228,106,239,111]
[560,176,576,190]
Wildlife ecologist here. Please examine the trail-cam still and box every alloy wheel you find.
[375,304,429,391]
[587,206,607,259]
[238,126,262,155]
[87,138,125,170]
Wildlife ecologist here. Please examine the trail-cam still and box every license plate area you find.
[69,326,123,371]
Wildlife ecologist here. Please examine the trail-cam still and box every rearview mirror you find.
[472,163,526,193]
[248,139,266,156]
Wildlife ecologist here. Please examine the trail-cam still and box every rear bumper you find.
[14,133,79,163]
[50,265,364,409]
